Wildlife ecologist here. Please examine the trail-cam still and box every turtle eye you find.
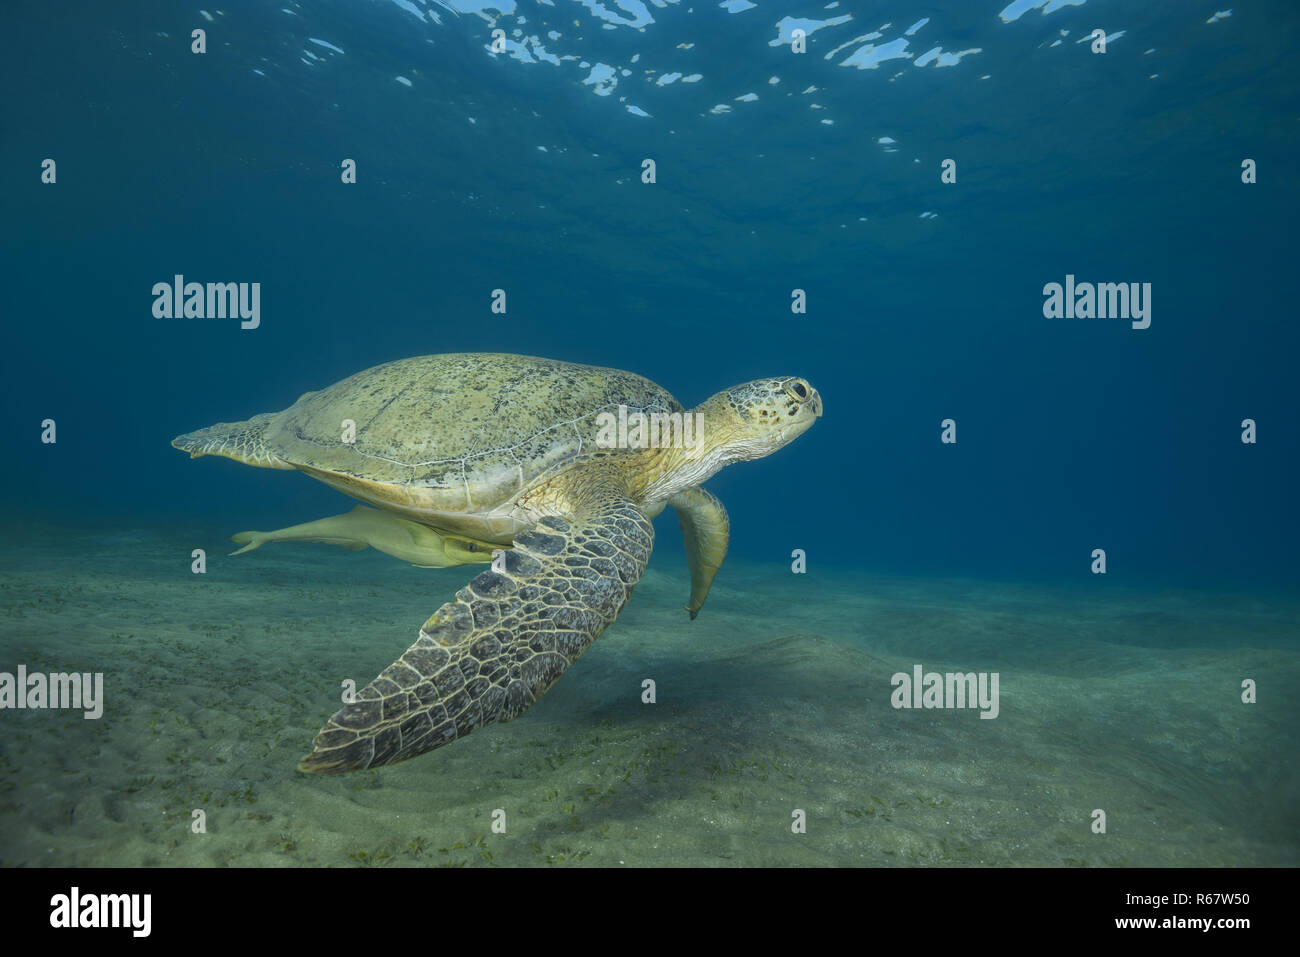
[785,379,810,401]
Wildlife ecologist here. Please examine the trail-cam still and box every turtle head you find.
[643,376,822,501]
[707,376,823,460]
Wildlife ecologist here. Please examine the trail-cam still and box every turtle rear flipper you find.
[172,412,292,469]
[298,486,654,774]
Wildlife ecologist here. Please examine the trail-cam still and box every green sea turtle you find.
[172,353,821,773]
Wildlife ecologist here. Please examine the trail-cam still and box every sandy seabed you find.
[1,520,1295,867]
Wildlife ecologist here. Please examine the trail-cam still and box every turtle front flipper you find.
[298,486,654,773]
[669,487,730,619]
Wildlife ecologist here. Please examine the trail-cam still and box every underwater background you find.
[1,0,1296,866]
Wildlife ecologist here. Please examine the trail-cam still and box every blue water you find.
[1,1,1297,867]
[2,0,1295,588]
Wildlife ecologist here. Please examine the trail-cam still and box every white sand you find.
[0,521,1295,866]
